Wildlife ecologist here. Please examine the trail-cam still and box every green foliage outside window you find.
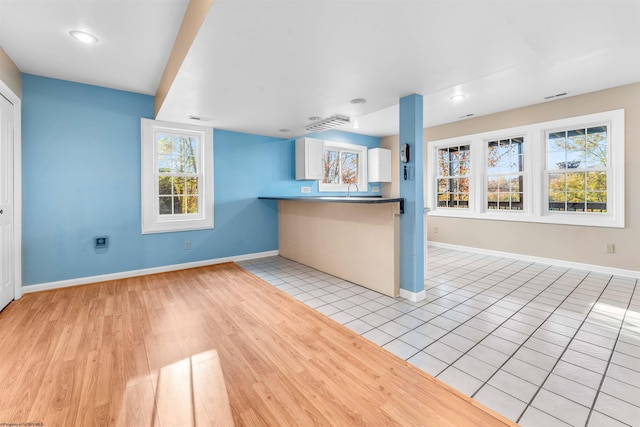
[547,126,607,212]
[157,134,199,215]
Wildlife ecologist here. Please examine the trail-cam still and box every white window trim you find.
[428,109,624,228]
[318,140,368,192]
[141,118,214,234]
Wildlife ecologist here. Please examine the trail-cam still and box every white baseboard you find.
[428,242,640,279]
[399,288,426,302]
[23,250,279,294]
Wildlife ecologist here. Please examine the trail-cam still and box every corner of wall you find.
[0,47,22,98]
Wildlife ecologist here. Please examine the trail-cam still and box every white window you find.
[318,140,368,192]
[487,137,524,211]
[436,145,471,209]
[546,126,607,213]
[428,109,624,228]
[141,118,213,234]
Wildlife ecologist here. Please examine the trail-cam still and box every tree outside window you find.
[141,118,213,234]
[436,145,470,208]
[487,137,524,211]
[547,126,607,213]
[157,134,200,215]
[323,149,359,185]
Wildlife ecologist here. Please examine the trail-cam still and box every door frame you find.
[0,79,22,300]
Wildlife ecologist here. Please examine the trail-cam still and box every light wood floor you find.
[0,263,517,426]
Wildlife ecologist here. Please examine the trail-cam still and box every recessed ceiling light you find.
[69,30,99,44]
[350,98,367,105]
[279,128,291,133]
[308,116,322,121]
[450,94,466,102]
[352,122,360,129]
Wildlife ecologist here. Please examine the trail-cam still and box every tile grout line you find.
[584,278,638,426]
[514,274,616,425]
[311,256,529,344]
[403,259,547,341]
[454,267,596,398]
[419,263,571,372]
[388,260,544,359]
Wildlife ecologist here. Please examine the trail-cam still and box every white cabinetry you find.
[367,148,391,182]
[295,137,324,180]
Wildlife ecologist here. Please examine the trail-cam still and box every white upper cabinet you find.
[368,148,391,182]
[295,137,324,180]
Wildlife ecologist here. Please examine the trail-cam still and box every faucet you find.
[347,183,359,197]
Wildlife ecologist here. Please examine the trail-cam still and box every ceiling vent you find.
[544,92,568,100]
[305,115,350,132]
[188,115,211,121]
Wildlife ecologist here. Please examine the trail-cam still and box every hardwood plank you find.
[0,262,516,426]
[192,350,234,427]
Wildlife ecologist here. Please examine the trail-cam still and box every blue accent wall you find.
[21,74,380,286]
[399,94,425,293]
[22,75,281,285]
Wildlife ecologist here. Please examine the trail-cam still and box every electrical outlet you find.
[300,186,311,193]
[372,186,380,193]
[95,236,108,248]
[434,227,439,234]
[184,241,191,250]
[605,243,615,254]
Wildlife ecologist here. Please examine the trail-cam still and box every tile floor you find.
[237,246,640,427]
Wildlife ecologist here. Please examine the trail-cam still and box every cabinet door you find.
[296,138,324,180]
[368,148,392,182]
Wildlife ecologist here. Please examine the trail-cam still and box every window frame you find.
[427,109,624,228]
[141,118,214,234]
[318,140,368,192]
[486,136,525,212]
[544,124,609,215]
[435,144,472,209]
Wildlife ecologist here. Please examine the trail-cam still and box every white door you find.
[0,93,14,311]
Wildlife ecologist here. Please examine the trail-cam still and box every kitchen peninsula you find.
[259,196,404,297]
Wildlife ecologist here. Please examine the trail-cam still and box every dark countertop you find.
[259,196,405,212]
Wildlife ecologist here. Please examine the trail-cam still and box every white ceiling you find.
[1,0,639,138]
[0,0,189,95]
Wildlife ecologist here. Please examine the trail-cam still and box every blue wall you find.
[22,75,280,285]
[22,74,380,286]
[399,94,425,294]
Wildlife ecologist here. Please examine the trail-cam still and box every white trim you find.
[428,110,625,228]
[23,250,279,294]
[399,288,426,302]
[428,242,640,279]
[141,118,214,234]
[0,79,22,300]
[318,140,369,193]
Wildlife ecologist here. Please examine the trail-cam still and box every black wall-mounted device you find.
[401,143,410,163]
[401,143,410,180]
